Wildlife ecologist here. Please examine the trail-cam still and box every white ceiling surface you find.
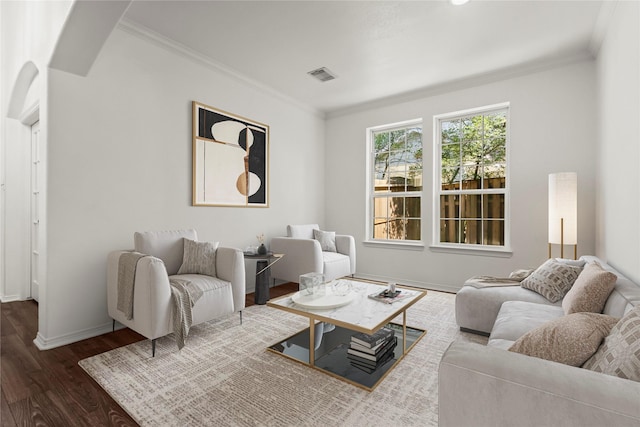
[121,0,605,115]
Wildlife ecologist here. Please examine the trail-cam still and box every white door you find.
[30,121,41,302]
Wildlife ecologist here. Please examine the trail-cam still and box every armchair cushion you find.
[313,229,337,252]
[177,238,219,277]
[322,251,351,282]
[287,224,319,239]
[134,229,197,275]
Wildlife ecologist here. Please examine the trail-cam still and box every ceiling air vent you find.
[307,67,337,82]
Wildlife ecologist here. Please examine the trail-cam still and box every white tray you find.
[290,290,354,310]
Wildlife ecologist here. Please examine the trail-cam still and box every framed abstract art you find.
[192,101,269,207]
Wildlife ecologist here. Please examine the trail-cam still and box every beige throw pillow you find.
[177,238,219,277]
[562,262,617,314]
[508,313,619,367]
[582,306,640,382]
[520,258,583,302]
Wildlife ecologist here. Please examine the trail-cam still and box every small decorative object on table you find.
[257,233,267,255]
[368,284,411,304]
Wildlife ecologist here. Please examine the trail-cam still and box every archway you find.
[7,61,39,120]
[2,60,44,310]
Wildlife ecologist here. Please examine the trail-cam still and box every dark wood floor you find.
[0,282,298,426]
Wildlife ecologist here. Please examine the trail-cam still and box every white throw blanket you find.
[169,278,204,350]
[465,268,534,289]
[117,252,149,320]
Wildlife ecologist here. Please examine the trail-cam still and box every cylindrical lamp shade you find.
[548,172,577,245]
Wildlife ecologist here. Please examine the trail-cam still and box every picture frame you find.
[192,101,269,207]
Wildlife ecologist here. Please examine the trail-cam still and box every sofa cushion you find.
[313,229,337,252]
[456,285,559,335]
[562,261,617,314]
[508,313,619,366]
[520,258,583,303]
[583,306,640,382]
[177,238,219,278]
[488,301,565,349]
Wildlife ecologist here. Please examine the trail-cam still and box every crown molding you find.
[326,50,594,119]
[117,19,325,119]
[118,17,599,122]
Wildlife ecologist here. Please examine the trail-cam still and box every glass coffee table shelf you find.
[267,321,426,390]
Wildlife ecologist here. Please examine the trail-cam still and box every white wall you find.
[39,27,325,347]
[325,61,597,292]
[4,0,632,349]
[596,1,640,283]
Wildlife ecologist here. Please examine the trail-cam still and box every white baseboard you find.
[0,294,26,303]
[33,321,114,351]
[354,273,460,294]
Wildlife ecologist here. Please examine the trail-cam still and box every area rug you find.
[79,290,487,426]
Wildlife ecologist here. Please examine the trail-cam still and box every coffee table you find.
[266,279,427,391]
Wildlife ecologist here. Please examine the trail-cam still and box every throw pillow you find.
[177,238,219,277]
[562,262,617,314]
[582,306,640,382]
[313,229,337,252]
[520,258,583,303]
[508,313,619,367]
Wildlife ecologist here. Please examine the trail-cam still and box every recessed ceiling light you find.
[451,0,470,5]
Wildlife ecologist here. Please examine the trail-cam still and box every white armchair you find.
[107,229,245,356]
[270,224,356,283]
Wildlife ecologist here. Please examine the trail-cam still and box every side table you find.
[243,252,284,304]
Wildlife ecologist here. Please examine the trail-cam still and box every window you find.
[367,120,423,242]
[434,104,509,249]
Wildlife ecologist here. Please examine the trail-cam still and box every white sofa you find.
[270,224,356,283]
[107,229,245,355]
[439,256,640,426]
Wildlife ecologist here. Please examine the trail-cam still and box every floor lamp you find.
[548,172,577,259]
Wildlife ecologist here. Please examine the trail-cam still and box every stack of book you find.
[347,327,397,374]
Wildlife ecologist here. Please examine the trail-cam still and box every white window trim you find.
[432,102,511,252]
[365,118,423,247]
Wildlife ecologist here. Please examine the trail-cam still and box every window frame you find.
[365,118,424,247]
[432,103,511,253]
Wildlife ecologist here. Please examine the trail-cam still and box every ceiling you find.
[121,0,606,115]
